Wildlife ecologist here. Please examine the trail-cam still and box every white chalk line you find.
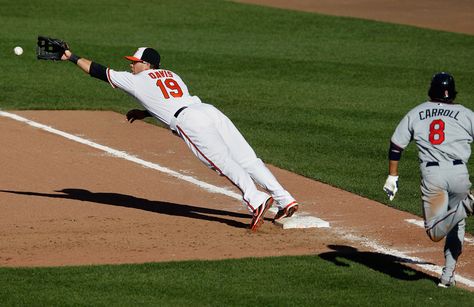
[0,111,241,199]
[339,231,474,288]
[0,111,325,222]
[406,218,474,245]
[4,111,474,287]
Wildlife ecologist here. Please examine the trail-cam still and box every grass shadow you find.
[319,244,439,283]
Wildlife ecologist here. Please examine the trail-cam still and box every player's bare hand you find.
[61,50,72,61]
[383,175,399,201]
[126,109,150,123]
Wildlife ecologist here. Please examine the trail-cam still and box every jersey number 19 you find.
[156,78,183,99]
[429,119,445,145]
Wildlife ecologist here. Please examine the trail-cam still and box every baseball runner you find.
[36,37,299,231]
[383,72,474,287]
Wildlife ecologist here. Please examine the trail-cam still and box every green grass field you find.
[1,256,474,306]
[1,0,474,304]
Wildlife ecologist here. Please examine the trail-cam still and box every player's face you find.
[130,61,151,74]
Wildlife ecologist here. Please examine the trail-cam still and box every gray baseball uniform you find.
[391,100,474,285]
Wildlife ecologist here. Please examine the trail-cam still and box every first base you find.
[274,215,330,229]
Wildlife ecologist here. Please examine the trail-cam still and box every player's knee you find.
[242,157,263,170]
[426,229,444,242]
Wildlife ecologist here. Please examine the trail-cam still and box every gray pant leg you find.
[421,166,470,242]
[420,164,470,284]
[441,219,465,284]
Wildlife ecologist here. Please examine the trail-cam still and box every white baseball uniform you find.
[106,68,296,212]
[391,100,474,284]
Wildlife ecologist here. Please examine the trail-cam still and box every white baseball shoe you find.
[273,201,299,222]
[438,280,456,288]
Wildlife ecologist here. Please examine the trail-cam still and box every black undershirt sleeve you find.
[89,62,108,83]
[388,141,404,161]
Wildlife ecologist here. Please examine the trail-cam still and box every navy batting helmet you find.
[428,72,457,102]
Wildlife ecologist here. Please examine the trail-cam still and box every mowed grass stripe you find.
[1,256,474,306]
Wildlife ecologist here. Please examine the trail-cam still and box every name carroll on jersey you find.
[419,108,460,121]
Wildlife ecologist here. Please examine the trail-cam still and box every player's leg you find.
[215,107,297,214]
[439,219,465,287]
[422,167,471,241]
[439,169,471,286]
[175,105,270,213]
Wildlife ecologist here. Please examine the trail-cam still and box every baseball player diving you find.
[36,37,299,231]
[383,72,474,287]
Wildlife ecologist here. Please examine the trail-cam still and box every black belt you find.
[426,160,463,167]
[174,106,188,118]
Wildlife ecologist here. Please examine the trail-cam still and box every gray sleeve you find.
[467,108,474,137]
[391,114,413,149]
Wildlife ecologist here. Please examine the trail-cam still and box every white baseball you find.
[14,46,23,56]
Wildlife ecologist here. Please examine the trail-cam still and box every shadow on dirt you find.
[0,188,251,229]
[319,244,439,284]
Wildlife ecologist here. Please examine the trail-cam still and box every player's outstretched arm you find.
[61,50,92,74]
[61,49,109,83]
[36,37,108,83]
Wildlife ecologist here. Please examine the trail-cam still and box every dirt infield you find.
[0,111,355,266]
[2,110,474,287]
[236,0,474,35]
[1,0,473,288]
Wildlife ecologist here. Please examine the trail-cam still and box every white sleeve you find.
[106,68,135,94]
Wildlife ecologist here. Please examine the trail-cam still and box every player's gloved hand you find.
[126,109,150,123]
[61,50,72,61]
[36,36,69,61]
[383,175,399,201]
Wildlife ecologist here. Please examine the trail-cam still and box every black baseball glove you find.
[126,109,152,123]
[36,36,69,60]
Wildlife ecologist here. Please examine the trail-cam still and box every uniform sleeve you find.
[106,69,135,94]
[467,108,474,138]
[390,114,413,149]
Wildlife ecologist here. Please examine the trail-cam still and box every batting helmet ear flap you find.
[428,72,457,102]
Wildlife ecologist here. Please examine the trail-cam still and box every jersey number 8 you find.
[429,119,445,145]
[156,78,183,99]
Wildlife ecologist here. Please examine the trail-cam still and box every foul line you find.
[1,111,330,226]
[0,111,241,200]
[339,231,474,288]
